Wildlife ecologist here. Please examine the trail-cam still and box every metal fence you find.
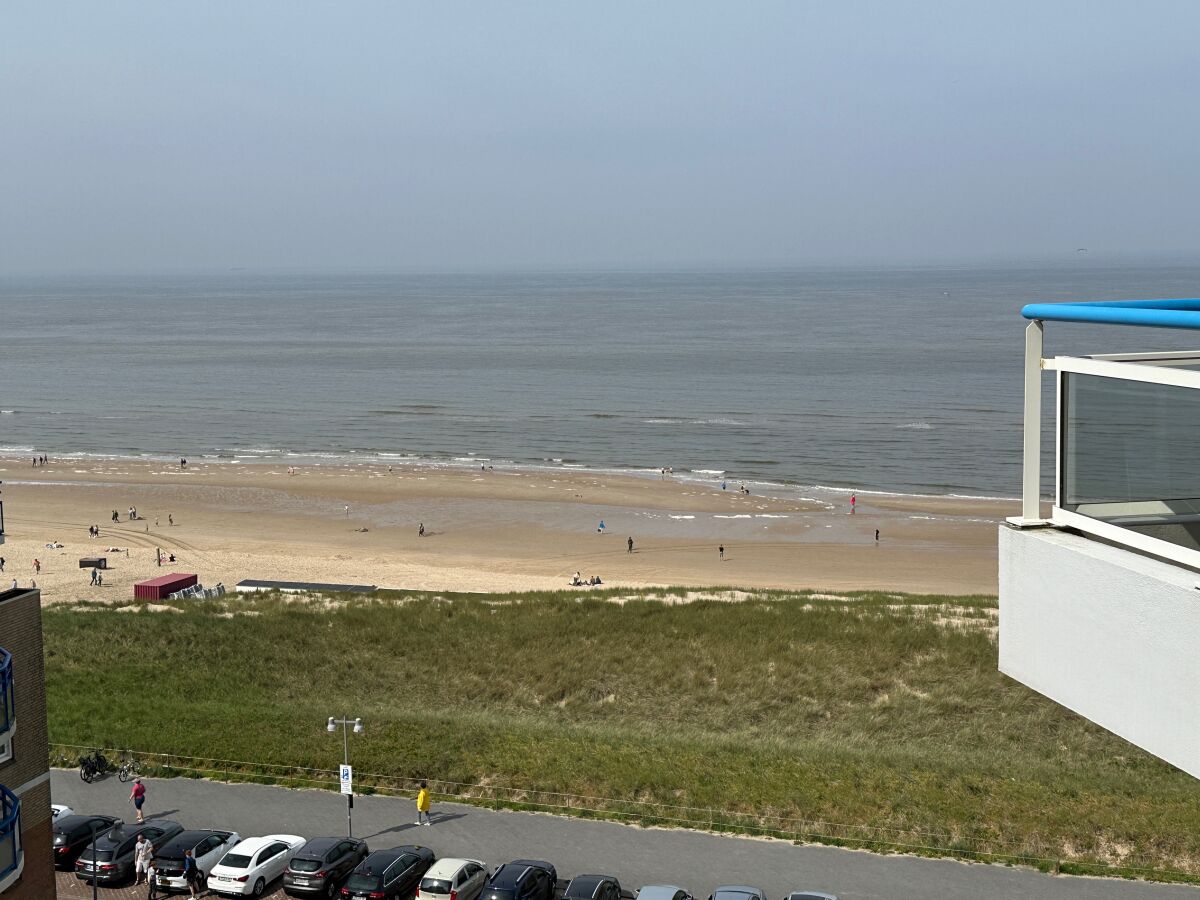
[48,742,1198,884]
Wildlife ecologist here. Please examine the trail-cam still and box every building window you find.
[0,648,12,767]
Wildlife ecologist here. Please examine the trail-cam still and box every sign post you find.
[328,715,363,837]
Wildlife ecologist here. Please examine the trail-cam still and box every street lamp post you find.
[327,715,363,837]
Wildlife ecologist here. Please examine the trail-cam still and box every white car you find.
[51,804,74,822]
[154,829,242,892]
[418,857,488,900]
[207,834,306,897]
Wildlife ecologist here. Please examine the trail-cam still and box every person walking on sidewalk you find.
[182,849,200,898]
[146,859,160,900]
[134,832,154,884]
[130,776,147,822]
[415,781,432,826]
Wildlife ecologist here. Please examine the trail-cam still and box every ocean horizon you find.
[5,261,1200,497]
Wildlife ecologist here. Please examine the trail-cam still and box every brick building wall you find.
[0,588,51,897]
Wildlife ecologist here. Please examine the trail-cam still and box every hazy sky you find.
[4,2,1198,272]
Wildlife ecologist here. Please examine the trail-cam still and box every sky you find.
[3,1,1199,273]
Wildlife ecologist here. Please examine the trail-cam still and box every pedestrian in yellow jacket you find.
[416,781,431,826]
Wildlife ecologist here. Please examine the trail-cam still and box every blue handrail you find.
[0,648,11,736]
[1022,299,1200,330]
[0,783,19,882]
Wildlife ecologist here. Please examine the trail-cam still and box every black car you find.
[74,819,184,885]
[52,814,119,868]
[154,828,241,893]
[341,845,436,899]
[563,875,629,900]
[283,836,369,897]
[480,860,558,900]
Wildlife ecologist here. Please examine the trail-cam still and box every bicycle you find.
[78,748,109,783]
[117,755,141,783]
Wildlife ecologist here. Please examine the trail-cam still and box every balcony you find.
[0,784,20,892]
[1001,299,1200,780]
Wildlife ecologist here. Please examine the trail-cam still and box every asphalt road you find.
[50,771,1199,900]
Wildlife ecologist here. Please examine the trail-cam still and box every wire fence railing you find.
[49,742,1199,885]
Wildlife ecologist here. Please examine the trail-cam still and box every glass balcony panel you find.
[1063,372,1200,551]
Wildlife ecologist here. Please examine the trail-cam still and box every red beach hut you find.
[133,572,197,601]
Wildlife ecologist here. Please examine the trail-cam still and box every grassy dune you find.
[42,589,1200,877]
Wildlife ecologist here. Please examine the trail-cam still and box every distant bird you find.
[1076,248,1089,253]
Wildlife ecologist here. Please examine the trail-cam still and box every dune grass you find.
[41,588,1200,877]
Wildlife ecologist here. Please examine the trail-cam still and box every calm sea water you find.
[3,264,1200,497]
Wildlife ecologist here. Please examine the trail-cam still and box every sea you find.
[3,262,1200,499]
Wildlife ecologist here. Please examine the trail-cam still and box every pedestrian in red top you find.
[130,777,147,823]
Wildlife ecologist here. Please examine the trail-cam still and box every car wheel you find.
[253,877,266,897]
[79,765,91,783]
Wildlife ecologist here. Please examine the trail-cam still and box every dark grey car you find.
[52,814,119,868]
[283,836,369,898]
[74,819,184,885]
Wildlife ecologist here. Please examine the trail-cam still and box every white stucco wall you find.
[999,525,1200,778]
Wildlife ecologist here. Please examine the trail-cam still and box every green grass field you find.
[41,589,1200,877]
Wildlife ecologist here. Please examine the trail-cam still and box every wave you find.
[896,422,933,430]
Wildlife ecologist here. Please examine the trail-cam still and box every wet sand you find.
[0,457,1009,603]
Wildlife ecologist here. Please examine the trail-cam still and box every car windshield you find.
[220,853,253,869]
[291,859,323,873]
[422,878,454,894]
[346,874,384,891]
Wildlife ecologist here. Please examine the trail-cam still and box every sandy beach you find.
[0,457,1011,603]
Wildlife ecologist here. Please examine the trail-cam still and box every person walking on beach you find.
[0,557,5,573]
[415,781,432,825]
[597,520,605,533]
[130,776,147,822]
[627,536,634,553]
[33,559,40,575]
[418,523,425,537]
[875,529,880,542]
[719,544,724,561]
[168,513,173,526]
[90,567,99,586]
[850,494,856,514]
[134,833,153,884]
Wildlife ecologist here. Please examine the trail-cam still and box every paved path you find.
[51,771,1198,900]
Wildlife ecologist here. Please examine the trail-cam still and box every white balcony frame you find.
[1034,350,1200,572]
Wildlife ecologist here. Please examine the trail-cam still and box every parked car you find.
[155,829,242,893]
[74,819,184,885]
[417,857,488,900]
[52,814,118,868]
[283,836,369,897]
[783,893,837,900]
[563,875,629,900]
[341,844,436,899]
[637,887,694,900]
[709,887,766,900]
[480,860,558,900]
[51,804,75,821]
[208,834,307,897]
